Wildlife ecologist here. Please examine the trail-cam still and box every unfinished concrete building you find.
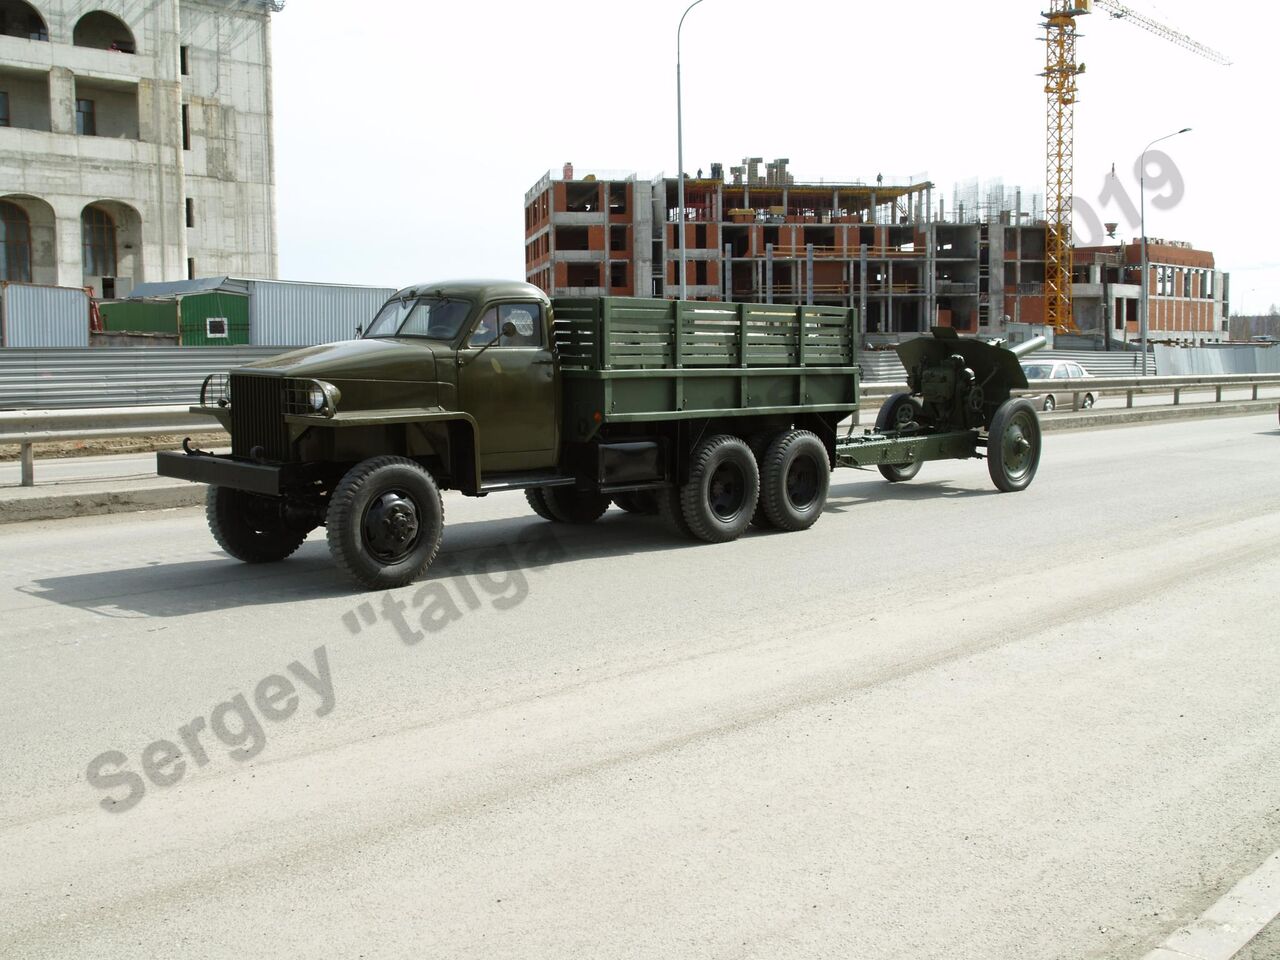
[0,0,280,297]
[525,158,1230,343]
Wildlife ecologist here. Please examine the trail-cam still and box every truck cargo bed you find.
[552,298,859,439]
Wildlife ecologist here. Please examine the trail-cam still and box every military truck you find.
[158,280,1043,589]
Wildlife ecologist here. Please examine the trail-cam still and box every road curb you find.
[0,484,203,525]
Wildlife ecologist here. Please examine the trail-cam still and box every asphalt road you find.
[2,414,1278,960]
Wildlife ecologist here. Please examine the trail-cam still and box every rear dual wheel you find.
[758,430,829,531]
[678,434,759,543]
[526,486,610,524]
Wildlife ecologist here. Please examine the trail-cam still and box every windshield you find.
[1022,363,1052,379]
[364,296,471,340]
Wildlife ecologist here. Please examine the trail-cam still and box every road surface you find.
[2,413,1278,959]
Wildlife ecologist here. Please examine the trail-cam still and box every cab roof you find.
[393,279,549,304]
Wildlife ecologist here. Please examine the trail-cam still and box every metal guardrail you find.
[2,406,209,486]
[4,373,1280,488]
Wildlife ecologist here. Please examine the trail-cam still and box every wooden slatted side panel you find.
[679,302,739,366]
[553,297,856,371]
[600,299,678,369]
[799,306,855,366]
[551,298,600,370]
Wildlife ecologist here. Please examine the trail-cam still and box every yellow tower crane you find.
[1041,0,1229,334]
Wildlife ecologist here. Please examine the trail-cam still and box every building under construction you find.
[523,157,1230,343]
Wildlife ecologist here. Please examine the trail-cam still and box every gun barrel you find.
[1010,335,1047,358]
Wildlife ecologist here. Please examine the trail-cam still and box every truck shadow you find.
[14,511,701,619]
[17,477,999,618]
[824,476,994,508]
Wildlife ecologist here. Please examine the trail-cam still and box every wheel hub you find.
[1003,420,1033,478]
[785,456,819,509]
[364,491,421,562]
[708,462,746,521]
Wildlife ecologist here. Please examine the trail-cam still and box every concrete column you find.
[56,214,82,288]
[859,244,868,335]
[49,67,75,135]
[806,243,814,305]
[765,243,773,304]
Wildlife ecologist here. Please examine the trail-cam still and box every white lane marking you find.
[1141,848,1280,959]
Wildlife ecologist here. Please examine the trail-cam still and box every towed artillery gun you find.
[158,281,1046,590]
[836,330,1047,491]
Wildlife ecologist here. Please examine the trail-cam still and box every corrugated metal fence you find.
[1,284,89,348]
[247,280,395,346]
[0,347,289,409]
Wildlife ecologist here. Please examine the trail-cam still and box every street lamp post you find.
[676,0,705,302]
[1139,126,1191,374]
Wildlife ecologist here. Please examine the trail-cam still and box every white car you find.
[1020,359,1096,412]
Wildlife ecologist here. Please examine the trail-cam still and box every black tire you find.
[875,391,923,432]
[325,456,444,589]
[746,433,776,529]
[612,491,658,515]
[543,487,610,524]
[1042,394,1056,412]
[678,434,759,543]
[525,487,557,521]
[656,485,692,538]
[760,429,830,531]
[987,398,1042,493]
[1081,393,1095,410]
[875,392,924,482]
[206,486,309,563]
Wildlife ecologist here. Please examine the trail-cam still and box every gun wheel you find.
[875,392,924,482]
[987,398,1042,493]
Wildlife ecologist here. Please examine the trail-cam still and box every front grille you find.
[230,374,292,462]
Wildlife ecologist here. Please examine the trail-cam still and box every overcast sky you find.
[271,1,1279,314]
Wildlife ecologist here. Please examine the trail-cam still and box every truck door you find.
[457,301,559,472]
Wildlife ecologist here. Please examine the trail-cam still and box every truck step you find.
[479,472,577,493]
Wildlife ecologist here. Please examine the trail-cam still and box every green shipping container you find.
[178,292,249,346]
[99,299,179,335]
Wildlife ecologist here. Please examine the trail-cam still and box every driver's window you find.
[468,307,499,347]
[499,303,543,347]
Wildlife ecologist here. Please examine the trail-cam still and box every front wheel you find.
[206,486,310,563]
[326,456,444,589]
[987,398,1042,493]
[1081,393,1095,410]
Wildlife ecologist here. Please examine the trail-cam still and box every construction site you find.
[524,1,1235,347]
[523,158,1230,346]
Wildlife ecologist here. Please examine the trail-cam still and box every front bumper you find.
[157,450,283,496]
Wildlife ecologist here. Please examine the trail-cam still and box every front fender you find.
[284,408,481,494]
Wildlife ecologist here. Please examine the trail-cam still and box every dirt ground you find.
[0,432,230,461]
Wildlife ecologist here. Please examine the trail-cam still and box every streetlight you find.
[1139,126,1191,374]
[676,0,705,301]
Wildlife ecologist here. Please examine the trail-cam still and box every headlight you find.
[309,384,327,412]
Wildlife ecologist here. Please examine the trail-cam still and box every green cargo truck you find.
[158,279,1043,589]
